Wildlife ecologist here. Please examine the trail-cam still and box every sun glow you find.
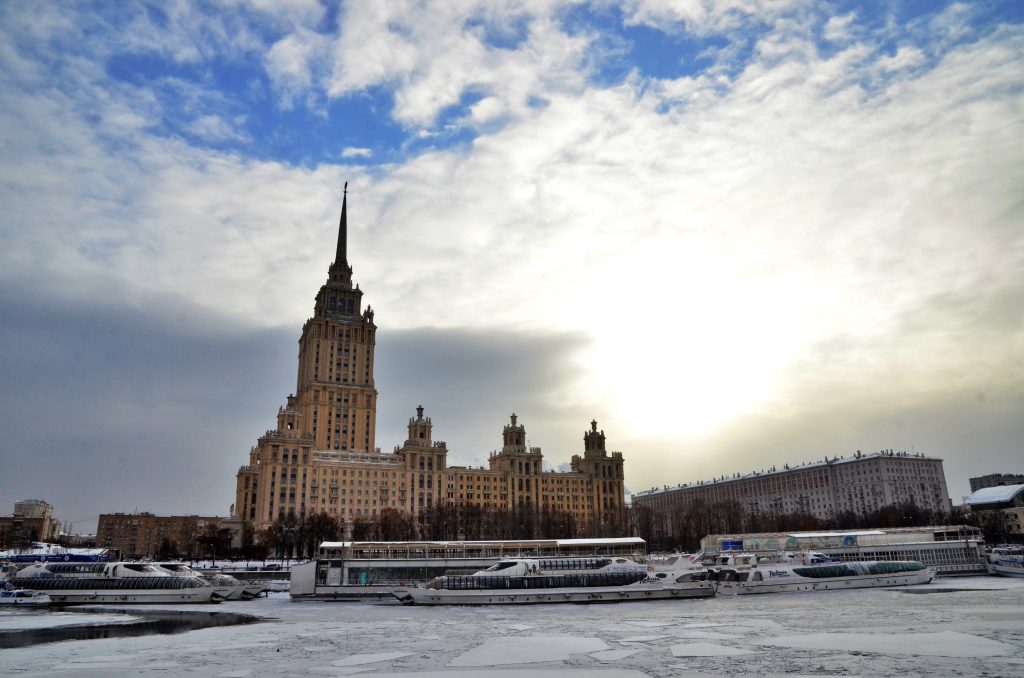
[575,248,832,439]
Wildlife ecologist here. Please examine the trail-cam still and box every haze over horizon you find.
[1,1,1021,534]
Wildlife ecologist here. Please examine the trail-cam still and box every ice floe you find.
[590,649,641,661]
[617,634,671,643]
[331,652,416,666]
[449,636,608,667]
[674,630,743,640]
[756,630,1018,657]
[671,642,758,657]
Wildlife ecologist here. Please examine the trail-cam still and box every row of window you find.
[441,571,647,590]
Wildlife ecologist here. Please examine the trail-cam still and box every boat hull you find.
[987,562,1024,577]
[36,588,224,604]
[716,569,933,595]
[8,581,225,605]
[0,592,52,607]
[394,581,714,605]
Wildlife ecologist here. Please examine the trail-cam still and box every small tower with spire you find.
[405,405,432,447]
[583,419,606,458]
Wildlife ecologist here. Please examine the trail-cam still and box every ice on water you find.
[758,629,1019,657]
[0,577,1022,676]
[449,636,609,667]
[671,642,758,657]
[331,652,417,666]
[616,634,672,643]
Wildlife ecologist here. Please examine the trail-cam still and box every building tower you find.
[234,186,379,526]
[571,420,625,525]
[292,184,378,453]
[488,414,543,510]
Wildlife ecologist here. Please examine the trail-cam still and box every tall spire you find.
[335,181,348,266]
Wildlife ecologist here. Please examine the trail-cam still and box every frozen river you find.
[1,576,1023,677]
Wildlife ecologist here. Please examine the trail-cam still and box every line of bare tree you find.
[210,498,1010,562]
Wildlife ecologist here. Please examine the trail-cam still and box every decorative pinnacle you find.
[335,182,348,267]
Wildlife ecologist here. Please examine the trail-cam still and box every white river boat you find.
[155,563,264,599]
[293,537,649,601]
[986,546,1024,578]
[0,587,51,606]
[710,551,934,595]
[9,562,226,604]
[393,555,714,605]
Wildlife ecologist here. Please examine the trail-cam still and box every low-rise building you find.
[965,483,1024,540]
[0,499,61,547]
[970,473,1024,493]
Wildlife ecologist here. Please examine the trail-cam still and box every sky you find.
[0,1,1022,534]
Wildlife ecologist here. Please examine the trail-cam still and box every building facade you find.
[96,512,226,559]
[965,484,1024,540]
[233,192,625,532]
[0,499,61,547]
[970,473,1024,493]
[633,450,951,521]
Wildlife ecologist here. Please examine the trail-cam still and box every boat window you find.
[486,561,518,572]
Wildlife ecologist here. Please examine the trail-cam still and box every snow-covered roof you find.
[320,537,645,549]
[965,484,1024,506]
[786,531,885,538]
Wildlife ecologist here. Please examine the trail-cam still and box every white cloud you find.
[469,96,505,124]
[265,27,331,108]
[326,2,590,127]
[823,12,856,43]
[186,114,251,143]
[876,45,926,72]
[341,147,372,158]
[622,0,807,35]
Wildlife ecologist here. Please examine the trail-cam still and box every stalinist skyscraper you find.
[294,185,378,453]
[234,189,626,532]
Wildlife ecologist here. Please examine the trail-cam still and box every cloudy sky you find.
[1,1,1021,533]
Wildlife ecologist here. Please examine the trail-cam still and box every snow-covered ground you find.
[2,576,1023,677]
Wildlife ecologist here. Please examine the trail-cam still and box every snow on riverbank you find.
[0,577,1022,676]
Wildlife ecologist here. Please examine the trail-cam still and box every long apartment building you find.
[96,512,226,559]
[233,190,625,531]
[632,450,951,520]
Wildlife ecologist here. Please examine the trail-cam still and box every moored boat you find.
[710,551,934,595]
[986,546,1024,577]
[155,563,264,600]
[9,562,225,604]
[294,537,649,601]
[394,555,714,605]
[0,588,51,606]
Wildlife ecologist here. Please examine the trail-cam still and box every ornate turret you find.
[502,413,527,454]
[406,405,432,447]
[584,419,606,458]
